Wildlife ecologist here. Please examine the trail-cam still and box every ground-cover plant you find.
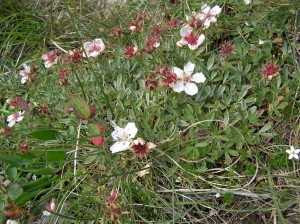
[1,0,300,223]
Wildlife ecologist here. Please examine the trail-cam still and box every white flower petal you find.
[173,80,185,93]
[185,82,198,96]
[210,5,222,15]
[43,210,51,216]
[7,120,16,127]
[41,54,48,60]
[188,44,199,50]
[196,13,205,21]
[184,62,195,76]
[172,67,184,78]
[294,154,299,160]
[111,126,123,141]
[21,77,27,84]
[191,72,206,83]
[7,115,13,122]
[23,63,30,73]
[89,51,100,57]
[180,26,192,37]
[204,20,211,28]
[197,34,206,45]
[110,141,131,153]
[177,39,187,47]
[124,122,138,139]
[94,38,105,51]
[244,0,252,4]
[201,4,210,13]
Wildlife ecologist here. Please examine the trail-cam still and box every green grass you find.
[1,0,300,223]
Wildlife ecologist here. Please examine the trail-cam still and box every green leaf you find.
[207,54,215,70]
[46,151,66,162]
[277,102,288,110]
[7,182,23,200]
[14,190,41,206]
[226,149,239,157]
[30,130,58,140]
[178,120,190,127]
[0,154,32,166]
[88,123,100,136]
[238,86,249,102]
[5,166,17,180]
[67,94,91,119]
[195,142,209,147]
[34,168,53,175]
[183,108,195,123]
[84,154,97,164]
[258,122,272,134]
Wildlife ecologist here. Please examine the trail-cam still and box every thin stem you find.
[74,119,82,184]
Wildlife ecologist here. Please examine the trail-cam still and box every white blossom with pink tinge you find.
[196,4,222,28]
[83,38,105,58]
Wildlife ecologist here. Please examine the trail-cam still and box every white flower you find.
[7,111,24,127]
[244,0,252,4]
[19,63,30,84]
[83,38,105,58]
[172,62,206,96]
[196,4,222,28]
[110,122,138,154]
[215,193,221,198]
[42,51,58,68]
[177,26,205,50]
[259,40,265,44]
[286,146,300,160]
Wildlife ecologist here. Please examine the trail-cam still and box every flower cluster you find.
[106,190,122,221]
[110,122,155,158]
[177,4,222,50]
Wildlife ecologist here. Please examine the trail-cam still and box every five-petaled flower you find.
[196,4,222,29]
[260,61,280,80]
[83,38,105,58]
[42,51,58,68]
[130,138,156,158]
[177,27,205,50]
[110,122,138,153]
[286,146,300,160]
[43,198,55,216]
[19,63,31,84]
[172,62,206,96]
[7,111,24,127]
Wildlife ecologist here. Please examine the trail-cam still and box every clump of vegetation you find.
[1,0,300,223]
